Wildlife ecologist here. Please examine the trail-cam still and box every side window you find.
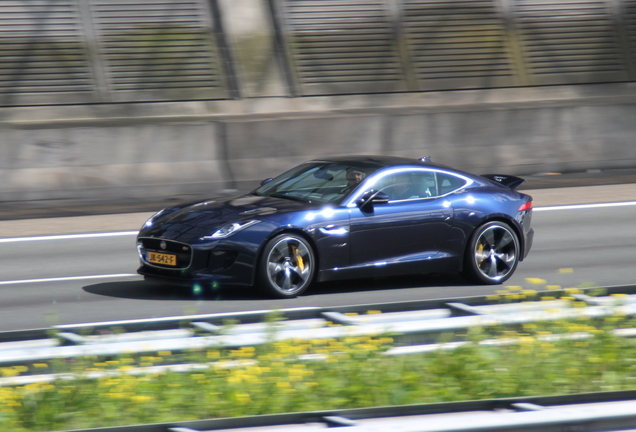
[375,171,438,201]
[436,172,466,195]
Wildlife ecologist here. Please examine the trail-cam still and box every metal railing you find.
[2,285,636,380]
[4,285,636,432]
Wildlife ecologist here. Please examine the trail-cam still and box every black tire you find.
[463,221,520,285]
[258,233,316,298]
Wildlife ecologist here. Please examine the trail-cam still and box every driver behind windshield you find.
[341,168,366,193]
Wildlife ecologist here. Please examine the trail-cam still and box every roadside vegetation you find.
[2,282,636,431]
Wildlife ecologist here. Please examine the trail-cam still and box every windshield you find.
[254,162,380,204]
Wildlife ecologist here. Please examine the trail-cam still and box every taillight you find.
[518,201,533,211]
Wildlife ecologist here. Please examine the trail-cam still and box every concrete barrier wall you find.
[1,82,636,205]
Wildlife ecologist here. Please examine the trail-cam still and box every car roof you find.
[309,155,443,169]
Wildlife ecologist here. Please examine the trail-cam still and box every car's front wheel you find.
[258,233,316,298]
[463,221,520,284]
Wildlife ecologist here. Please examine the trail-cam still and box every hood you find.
[139,194,315,242]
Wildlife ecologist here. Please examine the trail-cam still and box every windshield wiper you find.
[269,192,310,203]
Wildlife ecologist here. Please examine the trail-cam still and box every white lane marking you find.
[0,231,138,243]
[0,274,138,286]
[534,201,636,212]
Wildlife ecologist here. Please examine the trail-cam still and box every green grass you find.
[2,289,636,431]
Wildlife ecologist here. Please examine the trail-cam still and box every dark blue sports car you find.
[137,155,534,298]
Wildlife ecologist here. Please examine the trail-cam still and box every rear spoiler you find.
[481,174,526,190]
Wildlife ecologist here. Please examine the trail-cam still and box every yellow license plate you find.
[148,251,177,266]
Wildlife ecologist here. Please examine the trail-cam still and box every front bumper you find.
[136,237,255,287]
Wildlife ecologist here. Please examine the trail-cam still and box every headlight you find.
[205,220,261,239]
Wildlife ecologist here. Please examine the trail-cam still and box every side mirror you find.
[356,190,389,209]
[260,178,274,186]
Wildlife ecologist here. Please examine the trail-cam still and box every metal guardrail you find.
[50,391,636,432]
[2,285,636,378]
[5,285,636,432]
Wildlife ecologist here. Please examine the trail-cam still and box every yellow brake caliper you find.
[477,242,485,264]
[291,245,304,271]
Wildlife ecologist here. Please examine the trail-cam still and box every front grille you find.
[138,237,193,269]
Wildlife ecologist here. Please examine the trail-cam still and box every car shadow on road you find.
[83,280,265,301]
[84,272,468,301]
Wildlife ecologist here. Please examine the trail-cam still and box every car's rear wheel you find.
[258,233,315,298]
[463,221,519,284]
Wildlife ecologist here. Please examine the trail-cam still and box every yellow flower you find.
[227,375,242,384]
[525,278,547,285]
[1,368,18,378]
[519,336,536,345]
[236,392,252,403]
[559,268,574,274]
[131,395,153,404]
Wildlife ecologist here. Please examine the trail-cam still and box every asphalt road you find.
[1,183,635,332]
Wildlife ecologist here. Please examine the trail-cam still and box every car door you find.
[347,168,454,276]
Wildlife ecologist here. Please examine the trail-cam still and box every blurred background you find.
[1,0,636,214]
